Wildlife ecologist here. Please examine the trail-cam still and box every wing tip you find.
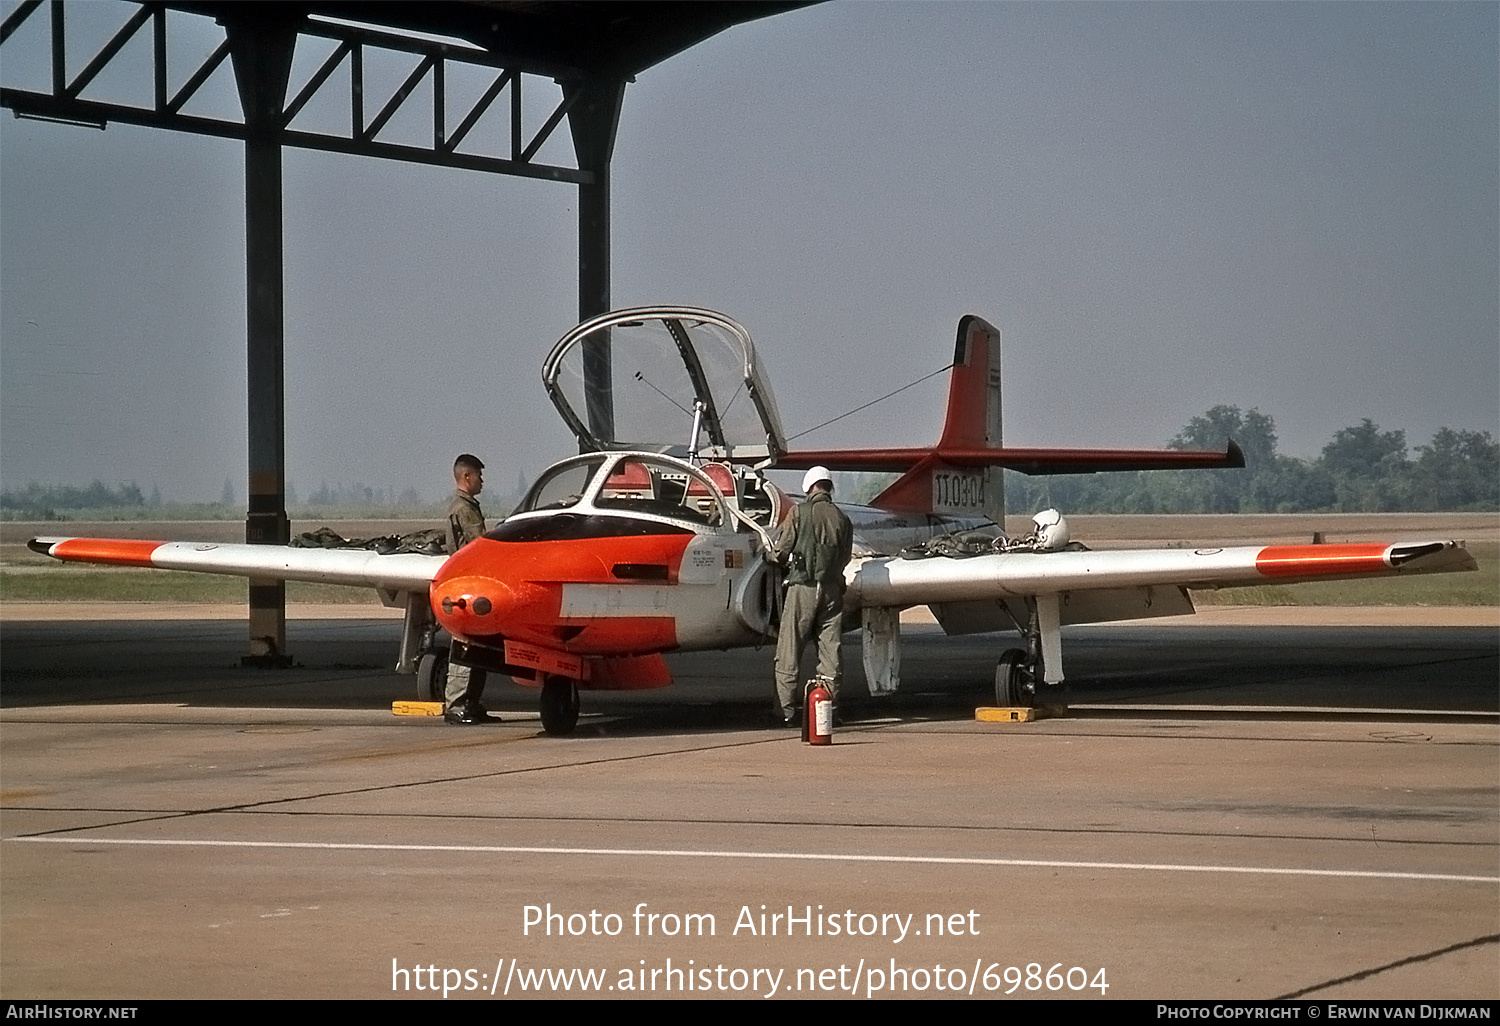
[1388,540,1479,573]
[1225,439,1245,468]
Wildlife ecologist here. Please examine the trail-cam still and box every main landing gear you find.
[416,647,448,703]
[994,594,1066,713]
[994,648,1036,707]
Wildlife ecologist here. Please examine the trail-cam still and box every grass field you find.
[0,567,380,604]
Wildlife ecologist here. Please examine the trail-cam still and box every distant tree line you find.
[5,408,1494,518]
[1007,407,1499,514]
[301,481,422,507]
[0,480,152,518]
[0,477,431,518]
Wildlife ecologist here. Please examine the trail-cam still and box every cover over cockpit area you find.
[543,307,788,464]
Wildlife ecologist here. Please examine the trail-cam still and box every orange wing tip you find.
[45,538,167,567]
[1255,544,1390,578]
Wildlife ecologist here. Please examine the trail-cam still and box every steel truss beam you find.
[1,0,642,664]
[0,1,593,184]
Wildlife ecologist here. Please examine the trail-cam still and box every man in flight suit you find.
[771,466,854,726]
[444,453,491,724]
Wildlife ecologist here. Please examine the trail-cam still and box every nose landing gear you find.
[540,675,581,736]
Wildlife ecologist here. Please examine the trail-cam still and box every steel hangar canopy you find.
[221,1,812,78]
[0,0,817,662]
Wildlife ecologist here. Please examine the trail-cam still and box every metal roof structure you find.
[1,0,816,660]
[221,1,810,79]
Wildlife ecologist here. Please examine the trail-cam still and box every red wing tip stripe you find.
[48,538,167,567]
[1255,544,1390,578]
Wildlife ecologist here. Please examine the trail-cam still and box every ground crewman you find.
[444,453,492,724]
[770,465,854,726]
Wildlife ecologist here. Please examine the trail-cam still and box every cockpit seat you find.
[601,459,654,500]
[685,462,735,497]
[684,461,734,518]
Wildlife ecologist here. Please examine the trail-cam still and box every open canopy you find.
[543,306,787,463]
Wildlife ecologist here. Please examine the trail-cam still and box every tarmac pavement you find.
[0,614,1495,1000]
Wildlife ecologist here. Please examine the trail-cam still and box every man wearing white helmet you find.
[770,466,854,726]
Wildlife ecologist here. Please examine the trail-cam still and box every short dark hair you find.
[454,453,484,472]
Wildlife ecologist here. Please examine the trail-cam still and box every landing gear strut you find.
[404,593,448,702]
[994,595,1066,713]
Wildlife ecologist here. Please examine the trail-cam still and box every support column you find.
[567,78,626,448]
[226,18,297,664]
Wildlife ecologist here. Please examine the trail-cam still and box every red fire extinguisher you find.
[804,676,834,746]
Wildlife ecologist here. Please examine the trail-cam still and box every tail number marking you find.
[933,471,986,512]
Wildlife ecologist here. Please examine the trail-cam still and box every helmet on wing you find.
[1032,508,1071,551]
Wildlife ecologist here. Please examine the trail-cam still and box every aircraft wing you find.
[848,539,1476,608]
[28,537,445,593]
[848,538,1476,692]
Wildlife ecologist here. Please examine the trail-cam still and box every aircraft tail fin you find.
[937,315,1003,451]
[870,316,1005,522]
[774,315,1244,523]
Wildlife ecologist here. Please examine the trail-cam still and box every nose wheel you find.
[540,676,580,735]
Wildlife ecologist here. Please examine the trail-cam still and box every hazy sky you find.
[2,1,1496,503]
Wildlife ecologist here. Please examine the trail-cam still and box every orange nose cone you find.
[431,575,513,640]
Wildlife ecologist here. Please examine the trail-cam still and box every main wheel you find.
[539,676,580,736]
[995,648,1033,707]
[416,649,449,703]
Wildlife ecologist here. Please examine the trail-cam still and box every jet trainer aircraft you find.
[31,307,1476,733]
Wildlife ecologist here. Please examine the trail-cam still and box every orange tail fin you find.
[775,315,1242,520]
[871,316,1005,520]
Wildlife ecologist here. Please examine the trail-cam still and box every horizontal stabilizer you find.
[778,440,1245,475]
[775,313,1243,517]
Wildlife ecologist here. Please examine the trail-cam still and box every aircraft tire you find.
[540,676,580,736]
[416,650,448,703]
[995,648,1031,707]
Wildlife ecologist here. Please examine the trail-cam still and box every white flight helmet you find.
[1032,508,1071,551]
[801,466,833,493]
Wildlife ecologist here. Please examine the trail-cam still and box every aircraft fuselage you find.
[428,449,994,683]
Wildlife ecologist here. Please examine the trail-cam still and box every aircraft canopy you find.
[543,307,787,463]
